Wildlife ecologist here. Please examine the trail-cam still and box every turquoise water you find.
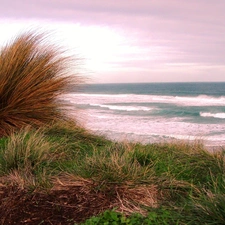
[76,82,225,97]
[65,82,225,147]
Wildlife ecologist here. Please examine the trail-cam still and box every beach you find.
[64,82,225,148]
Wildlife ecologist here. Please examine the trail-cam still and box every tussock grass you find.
[0,128,56,189]
[0,31,82,137]
[0,128,53,175]
[66,143,155,184]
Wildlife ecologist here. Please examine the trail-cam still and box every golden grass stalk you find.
[113,184,159,215]
[0,31,82,136]
[1,169,50,190]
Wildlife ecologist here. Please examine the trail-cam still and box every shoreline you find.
[85,128,225,152]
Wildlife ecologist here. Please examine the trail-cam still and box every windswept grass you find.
[193,191,225,224]
[69,143,155,184]
[0,122,225,224]
[0,31,82,137]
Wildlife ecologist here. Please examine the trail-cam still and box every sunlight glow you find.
[54,24,126,72]
[0,20,127,73]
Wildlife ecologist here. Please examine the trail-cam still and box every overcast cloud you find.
[0,0,225,83]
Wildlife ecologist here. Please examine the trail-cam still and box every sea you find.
[63,82,225,148]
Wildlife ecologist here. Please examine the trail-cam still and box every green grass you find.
[0,122,225,224]
[0,127,55,189]
[78,208,187,225]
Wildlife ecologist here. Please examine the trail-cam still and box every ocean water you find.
[63,82,225,148]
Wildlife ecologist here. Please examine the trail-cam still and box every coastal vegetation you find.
[0,31,81,137]
[0,32,225,224]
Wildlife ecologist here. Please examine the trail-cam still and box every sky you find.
[0,0,225,83]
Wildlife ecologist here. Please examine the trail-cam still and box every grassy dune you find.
[0,32,225,224]
[0,123,225,224]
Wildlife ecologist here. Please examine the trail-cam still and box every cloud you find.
[1,0,225,82]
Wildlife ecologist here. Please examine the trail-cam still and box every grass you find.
[0,31,225,224]
[1,122,225,224]
[0,127,55,189]
[0,128,52,174]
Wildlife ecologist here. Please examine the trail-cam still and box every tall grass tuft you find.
[194,192,225,224]
[0,31,82,137]
[68,143,155,184]
[0,127,54,189]
[0,127,53,175]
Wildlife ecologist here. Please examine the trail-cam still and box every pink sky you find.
[1,0,225,83]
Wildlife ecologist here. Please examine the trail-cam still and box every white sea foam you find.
[74,108,224,140]
[62,93,225,107]
[200,112,225,119]
[62,92,225,147]
[90,104,152,111]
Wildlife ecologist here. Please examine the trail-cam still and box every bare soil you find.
[0,184,114,225]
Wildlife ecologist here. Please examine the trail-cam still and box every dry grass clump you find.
[52,174,159,216]
[1,169,50,190]
[113,184,159,215]
[0,31,82,137]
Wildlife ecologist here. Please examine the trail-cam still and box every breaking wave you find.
[90,104,152,111]
[200,112,225,119]
[63,93,225,107]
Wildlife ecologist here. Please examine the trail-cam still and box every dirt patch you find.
[0,185,113,225]
[0,177,159,225]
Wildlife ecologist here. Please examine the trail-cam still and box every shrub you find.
[0,31,81,137]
